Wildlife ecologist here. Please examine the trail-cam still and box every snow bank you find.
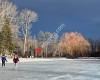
[0,58,67,63]
[0,57,99,63]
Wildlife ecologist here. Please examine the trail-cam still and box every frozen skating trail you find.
[0,58,100,80]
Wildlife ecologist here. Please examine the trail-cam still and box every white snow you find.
[0,58,67,63]
[1,57,99,63]
[0,58,100,80]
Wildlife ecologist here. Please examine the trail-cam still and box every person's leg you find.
[2,62,4,67]
[15,59,17,66]
[4,62,5,67]
[2,62,3,67]
[14,61,16,66]
[15,63,16,66]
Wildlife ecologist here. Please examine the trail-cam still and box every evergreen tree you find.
[1,17,14,54]
[0,32,3,54]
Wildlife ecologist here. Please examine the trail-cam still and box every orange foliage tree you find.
[59,32,92,58]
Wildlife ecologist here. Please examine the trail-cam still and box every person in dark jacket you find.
[13,52,19,66]
[1,54,7,67]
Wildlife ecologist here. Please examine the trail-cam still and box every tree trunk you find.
[23,29,28,57]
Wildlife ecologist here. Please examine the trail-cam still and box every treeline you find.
[32,32,100,58]
[0,0,37,57]
[15,31,100,58]
[90,40,100,57]
[0,0,100,58]
[0,23,100,58]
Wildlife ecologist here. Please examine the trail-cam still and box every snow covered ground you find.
[0,58,67,63]
[0,58,100,80]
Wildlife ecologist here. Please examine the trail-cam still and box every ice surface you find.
[0,58,100,80]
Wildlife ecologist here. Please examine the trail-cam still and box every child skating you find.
[13,52,19,66]
[1,54,7,68]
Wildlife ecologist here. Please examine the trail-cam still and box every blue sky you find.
[12,0,100,40]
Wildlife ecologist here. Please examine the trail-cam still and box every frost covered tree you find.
[59,32,92,58]
[38,31,58,57]
[0,0,38,56]
[0,0,17,30]
[0,0,19,45]
[19,9,38,57]
[37,31,51,57]
[0,0,18,54]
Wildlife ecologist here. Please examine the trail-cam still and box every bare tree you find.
[19,9,38,56]
[38,31,58,57]
[0,0,19,42]
[0,0,17,30]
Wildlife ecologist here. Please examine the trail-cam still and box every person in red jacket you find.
[13,52,19,66]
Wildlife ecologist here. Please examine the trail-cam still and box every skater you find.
[13,52,19,66]
[1,54,7,67]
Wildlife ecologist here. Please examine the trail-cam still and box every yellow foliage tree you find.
[59,32,91,58]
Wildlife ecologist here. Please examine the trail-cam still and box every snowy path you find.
[0,58,100,80]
